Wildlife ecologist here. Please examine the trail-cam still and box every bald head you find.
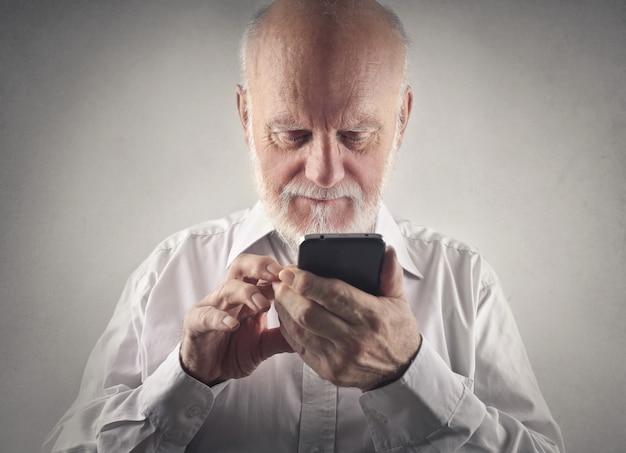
[239,0,409,90]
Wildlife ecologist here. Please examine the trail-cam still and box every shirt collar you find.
[227,202,275,267]
[375,204,423,279]
[227,201,423,280]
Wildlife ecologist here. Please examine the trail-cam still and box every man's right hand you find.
[180,254,293,385]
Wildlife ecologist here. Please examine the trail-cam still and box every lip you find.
[298,196,345,204]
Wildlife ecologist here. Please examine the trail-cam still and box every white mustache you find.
[280,179,364,201]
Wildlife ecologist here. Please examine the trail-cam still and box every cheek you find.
[346,151,390,196]
[256,146,303,189]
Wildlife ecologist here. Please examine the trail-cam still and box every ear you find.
[236,84,251,146]
[395,85,413,148]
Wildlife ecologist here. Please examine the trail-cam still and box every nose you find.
[304,137,345,188]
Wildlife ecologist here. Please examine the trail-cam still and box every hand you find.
[273,247,421,391]
[180,254,293,385]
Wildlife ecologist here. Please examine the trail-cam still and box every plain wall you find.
[1,1,624,452]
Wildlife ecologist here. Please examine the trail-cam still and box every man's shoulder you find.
[152,207,254,253]
[394,216,480,256]
[122,208,258,293]
[392,216,497,286]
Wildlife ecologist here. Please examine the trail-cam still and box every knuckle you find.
[184,305,217,335]
[214,283,236,308]
[297,272,340,303]
[363,309,384,333]
[216,280,255,308]
[198,307,217,330]
[333,283,352,306]
[228,254,257,279]
[292,303,318,328]
[214,283,230,303]
[295,271,316,294]
[226,254,248,278]
[228,254,279,281]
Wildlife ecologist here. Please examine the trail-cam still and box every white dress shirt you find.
[43,203,564,452]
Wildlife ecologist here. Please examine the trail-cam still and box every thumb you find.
[260,327,294,360]
[378,246,405,298]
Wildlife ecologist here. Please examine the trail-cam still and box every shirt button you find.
[375,411,388,424]
[310,446,323,453]
[185,405,202,418]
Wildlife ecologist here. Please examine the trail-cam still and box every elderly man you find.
[44,1,564,452]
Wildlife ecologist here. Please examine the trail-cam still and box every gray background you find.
[1,1,624,452]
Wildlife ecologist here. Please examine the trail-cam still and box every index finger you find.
[227,253,284,283]
[277,267,375,324]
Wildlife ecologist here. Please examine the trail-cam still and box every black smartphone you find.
[297,233,386,295]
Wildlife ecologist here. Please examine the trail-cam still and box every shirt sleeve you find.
[42,252,218,453]
[359,262,564,452]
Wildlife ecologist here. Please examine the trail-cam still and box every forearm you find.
[43,347,216,453]
[359,339,563,452]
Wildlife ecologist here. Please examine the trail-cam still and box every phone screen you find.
[297,233,385,295]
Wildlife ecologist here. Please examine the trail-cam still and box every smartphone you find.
[297,233,386,295]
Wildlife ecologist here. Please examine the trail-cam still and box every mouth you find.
[297,195,348,205]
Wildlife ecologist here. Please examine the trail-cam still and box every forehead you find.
[250,41,403,128]
[270,72,388,122]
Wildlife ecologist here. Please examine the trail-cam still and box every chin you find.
[291,216,354,235]
[271,204,378,251]
[258,186,380,250]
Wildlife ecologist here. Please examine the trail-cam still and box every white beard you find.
[272,177,381,251]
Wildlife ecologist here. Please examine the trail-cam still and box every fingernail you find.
[279,269,295,286]
[266,262,282,277]
[251,292,267,310]
[222,316,239,329]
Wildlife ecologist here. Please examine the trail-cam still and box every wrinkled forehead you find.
[251,51,402,129]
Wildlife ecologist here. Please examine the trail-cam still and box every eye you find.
[340,131,370,150]
[277,131,311,147]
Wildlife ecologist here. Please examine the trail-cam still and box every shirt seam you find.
[151,216,248,254]
[58,446,97,453]
[400,232,480,255]
[422,382,471,445]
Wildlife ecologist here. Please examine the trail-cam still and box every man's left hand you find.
[273,247,421,391]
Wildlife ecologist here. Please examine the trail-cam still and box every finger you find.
[378,246,405,299]
[274,300,326,371]
[277,267,369,324]
[259,327,294,360]
[273,282,349,341]
[257,281,275,301]
[200,279,272,314]
[184,304,241,336]
[272,300,302,350]
[227,253,283,282]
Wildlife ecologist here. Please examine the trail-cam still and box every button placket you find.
[297,365,337,453]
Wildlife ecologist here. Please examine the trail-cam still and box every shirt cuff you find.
[359,338,484,450]
[139,345,217,445]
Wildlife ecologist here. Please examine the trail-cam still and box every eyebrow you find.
[339,124,382,133]
[266,122,304,132]
[266,117,383,133]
